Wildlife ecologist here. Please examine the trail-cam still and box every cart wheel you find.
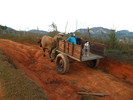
[56,53,69,74]
[86,59,99,68]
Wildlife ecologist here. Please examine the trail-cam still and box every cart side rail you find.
[57,40,82,60]
[90,42,105,57]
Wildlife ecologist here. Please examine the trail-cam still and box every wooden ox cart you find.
[54,39,104,74]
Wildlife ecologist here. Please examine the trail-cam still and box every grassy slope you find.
[0,32,133,64]
[0,51,48,100]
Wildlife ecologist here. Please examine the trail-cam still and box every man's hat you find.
[70,32,75,36]
[59,32,64,35]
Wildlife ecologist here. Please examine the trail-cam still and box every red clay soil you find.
[0,39,133,100]
[99,58,133,84]
[0,85,4,100]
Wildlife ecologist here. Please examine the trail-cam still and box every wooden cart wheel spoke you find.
[58,59,64,71]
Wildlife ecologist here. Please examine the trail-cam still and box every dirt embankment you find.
[99,58,133,84]
[0,39,133,100]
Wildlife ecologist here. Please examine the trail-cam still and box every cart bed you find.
[57,39,104,61]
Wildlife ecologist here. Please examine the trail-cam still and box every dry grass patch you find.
[0,51,48,100]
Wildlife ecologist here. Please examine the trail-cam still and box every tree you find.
[87,27,91,37]
[0,25,7,30]
[49,22,58,32]
[107,30,119,49]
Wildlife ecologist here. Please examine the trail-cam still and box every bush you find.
[0,30,44,44]
[105,30,119,49]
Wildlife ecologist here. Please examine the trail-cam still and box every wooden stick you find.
[77,91,108,97]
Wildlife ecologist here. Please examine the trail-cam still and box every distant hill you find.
[1,24,133,36]
[117,30,133,35]
[76,27,133,36]
[28,29,48,34]
[77,27,110,34]
[7,27,15,31]
[0,25,15,31]
[0,25,48,34]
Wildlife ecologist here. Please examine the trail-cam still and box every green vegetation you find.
[104,30,133,63]
[0,25,7,30]
[0,28,133,64]
[0,30,44,44]
[105,30,119,49]
[75,30,133,64]
[0,51,48,100]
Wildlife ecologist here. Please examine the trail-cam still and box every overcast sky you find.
[0,0,133,32]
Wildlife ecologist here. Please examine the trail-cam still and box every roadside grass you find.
[0,32,43,44]
[105,49,133,64]
[0,31,133,64]
[0,51,48,100]
[77,31,133,64]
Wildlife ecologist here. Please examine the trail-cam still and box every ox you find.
[38,35,57,57]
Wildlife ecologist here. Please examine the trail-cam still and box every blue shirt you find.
[67,36,77,44]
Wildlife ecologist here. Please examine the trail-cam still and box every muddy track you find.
[0,39,133,100]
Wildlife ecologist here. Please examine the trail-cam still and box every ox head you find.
[37,39,42,47]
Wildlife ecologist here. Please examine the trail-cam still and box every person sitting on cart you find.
[67,33,77,44]
[59,33,65,39]
[54,32,65,40]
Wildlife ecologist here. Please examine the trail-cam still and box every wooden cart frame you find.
[55,39,104,74]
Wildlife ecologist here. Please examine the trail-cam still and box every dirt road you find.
[0,39,133,100]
